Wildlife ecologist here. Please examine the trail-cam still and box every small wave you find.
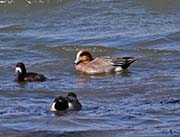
[131,30,180,52]
[0,0,65,5]
[0,24,27,32]
[60,45,117,53]
[35,45,121,58]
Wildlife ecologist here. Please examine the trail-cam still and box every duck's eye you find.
[58,100,63,103]
[15,67,22,74]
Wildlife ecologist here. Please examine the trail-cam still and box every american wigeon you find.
[50,92,82,112]
[74,50,136,74]
[15,62,46,82]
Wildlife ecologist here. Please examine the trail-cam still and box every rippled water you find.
[0,0,180,137]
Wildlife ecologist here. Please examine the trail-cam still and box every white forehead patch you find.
[15,67,22,74]
[76,50,83,59]
[74,50,83,64]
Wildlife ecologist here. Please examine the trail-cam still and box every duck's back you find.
[67,97,82,110]
[23,72,46,81]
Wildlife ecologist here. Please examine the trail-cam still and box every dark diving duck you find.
[15,62,46,82]
[50,92,82,113]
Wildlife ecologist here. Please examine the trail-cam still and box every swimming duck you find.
[74,50,136,74]
[51,92,82,112]
[15,62,46,82]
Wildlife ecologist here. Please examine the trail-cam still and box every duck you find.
[50,92,82,112]
[15,62,46,82]
[74,50,136,74]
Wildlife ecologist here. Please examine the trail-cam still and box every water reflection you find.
[15,81,28,88]
[51,111,68,116]
[75,70,133,85]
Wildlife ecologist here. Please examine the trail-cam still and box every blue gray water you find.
[0,0,180,137]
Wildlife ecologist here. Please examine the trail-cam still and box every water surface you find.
[0,0,180,137]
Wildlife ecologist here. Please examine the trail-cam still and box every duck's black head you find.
[51,96,69,111]
[15,62,27,76]
[67,92,77,98]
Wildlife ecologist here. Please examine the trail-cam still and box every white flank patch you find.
[50,102,56,112]
[0,1,6,4]
[68,102,73,110]
[15,67,22,74]
[115,66,123,72]
[25,0,32,4]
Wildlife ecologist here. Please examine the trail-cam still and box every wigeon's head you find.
[15,62,27,76]
[74,50,93,65]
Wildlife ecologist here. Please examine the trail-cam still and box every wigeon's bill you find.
[15,62,46,82]
[74,50,82,65]
[74,59,80,65]
[74,50,93,65]
[74,50,136,74]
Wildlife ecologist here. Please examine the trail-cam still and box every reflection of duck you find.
[51,92,82,112]
[15,62,46,82]
[74,50,136,74]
